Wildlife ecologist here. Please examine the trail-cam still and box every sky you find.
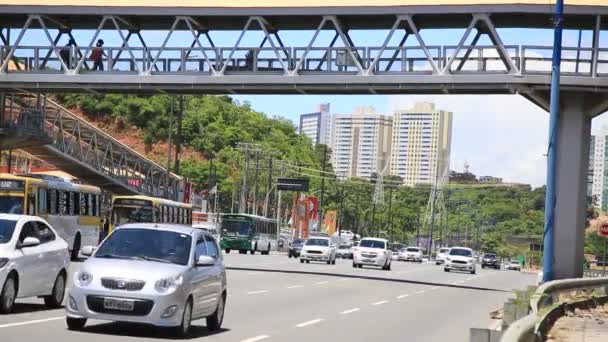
[9,20,608,187]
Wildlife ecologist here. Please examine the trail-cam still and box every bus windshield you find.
[112,205,154,225]
[0,196,24,214]
[222,219,252,236]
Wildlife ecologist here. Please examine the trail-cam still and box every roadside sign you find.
[600,224,608,237]
[277,178,309,191]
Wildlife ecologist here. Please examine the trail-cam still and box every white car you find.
[435,247,451,265]
[352,238,392,270]
[337,244,353,259]
[399,247,423,262]
[66,224,227,338]
[300,237,337,264]
[506,260,522,271]
[444,246,476,274]
[0,214,69,313]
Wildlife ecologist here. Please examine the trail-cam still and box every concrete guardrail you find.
[500,276,608,342]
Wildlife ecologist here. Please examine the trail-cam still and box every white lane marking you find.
[0,317,63,329]
[247,290,269,295]
[340,308,360,315]
[466,278,474,281]
[450,281,458,285]
[372,300,389,306]
[287,285,304,289]
[415,290,426,294]
[430,286,439,290]
[397,294,410,299]
[315,281,329,285]
[240,335,270,342]
[295,318,324,328]
[337,278,351,282]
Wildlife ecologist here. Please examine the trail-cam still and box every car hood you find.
[302,245,330,251]
[82,257,188,280]
[448,255,473,262]
[0,243,15,256]
[357,247,385,255]
[401,250,421,255]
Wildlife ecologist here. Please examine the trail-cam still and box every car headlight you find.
[446,257,451,262]
[155,275,183,293]
[77,270,93,287]
[0,258,9,269]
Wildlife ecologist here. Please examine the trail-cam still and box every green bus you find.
[220,213,278,255]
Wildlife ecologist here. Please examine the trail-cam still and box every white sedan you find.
[300,237,337,264]
[0,214,69,313]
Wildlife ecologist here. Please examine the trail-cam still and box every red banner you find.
[307,196,318,220]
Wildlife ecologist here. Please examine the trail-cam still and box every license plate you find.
[103,298,135,311]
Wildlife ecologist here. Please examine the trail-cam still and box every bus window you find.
[92,194,98,216]
[48,189,57,215]
[87,193,93,216]
[171,207,176,223]
[72,192,80,216]
[80,193,88,216]
[38,188,47,215]
[28,187,36,215]
[67,191,74,216]
[58,191,67,215]
[153,206,160,223]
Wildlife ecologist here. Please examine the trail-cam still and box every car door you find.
[203,234,222,308]
[14,220,44,297]
[34,221,64,295]
[189,233,217,318]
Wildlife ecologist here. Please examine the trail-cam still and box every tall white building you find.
[299,103,333,146]
[589,132,608,211]
[332,107,393,179]
[389,102,453,186]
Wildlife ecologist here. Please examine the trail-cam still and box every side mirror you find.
[81,246,96,257]
[19,237,40,248]
[196,255,215,267]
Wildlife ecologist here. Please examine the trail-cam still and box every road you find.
[0,253,535,342]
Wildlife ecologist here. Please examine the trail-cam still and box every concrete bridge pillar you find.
[552,96,591,279]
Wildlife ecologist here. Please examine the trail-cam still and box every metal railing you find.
[2,44,607,76]
[5,94,182,198]
[501,276,608,342]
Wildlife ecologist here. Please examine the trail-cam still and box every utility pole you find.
[416,208,420,247]
[386,187,393,242]
[240,145,250,214]
[174,95,184,175]
[276,160,285,240]
[166,96,174,198]
[318,145,328,229]
[264,156,273,218]
[338,180,345,236]
[253,151,260,215]
[428,187,438,255]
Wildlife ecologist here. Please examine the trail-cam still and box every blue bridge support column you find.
[552,96,591,279]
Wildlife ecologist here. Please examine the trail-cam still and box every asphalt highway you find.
[0,253,535,342]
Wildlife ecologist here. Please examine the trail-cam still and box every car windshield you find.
[0,219,17,243]
[510,260,519,264]
[484,254,497,258]
[0,196,24,214]
[449,249,472,257]
[406,247,420,252]
[306,238,329,246]
[359,240,386,249]
[112,205,153,225]
[439,248,450,253]
[95,228,192,265]
[292,239,304,245]
[339,244,351,249]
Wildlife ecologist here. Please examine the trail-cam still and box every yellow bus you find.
[110,195,193,231]
[0,173,102,260]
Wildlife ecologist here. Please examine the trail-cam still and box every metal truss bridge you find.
[0,1,606,113]
[0,92,182,197]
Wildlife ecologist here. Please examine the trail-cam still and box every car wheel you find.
[288,254,292,258]
[444,268,450,272]
[239,250,246,254]
[352,262,357,268]
[66,317,86,331]
[326,260,331,265]
[300,259,304,263]
[0,275,17,314]
[481,265,485,269]
[44,272,66,308]
[358,264,363,268]
[207,293,225,331]
[470,270,476,275]
[173,298,193,339]
[225,249,231,254]
[332,259,336,265]
[306,260,310,264]
[386,262,391,271]
[250,250,255,255]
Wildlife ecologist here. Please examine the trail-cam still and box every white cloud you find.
[388,94,549,187]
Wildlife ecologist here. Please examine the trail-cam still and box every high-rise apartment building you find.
[332,107,393,178]
[299,103,333,146]
[389,102,453,186]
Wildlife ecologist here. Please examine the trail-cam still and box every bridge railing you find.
[2,44,607,76]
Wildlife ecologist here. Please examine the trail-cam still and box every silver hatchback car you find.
[65,224,227,338]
